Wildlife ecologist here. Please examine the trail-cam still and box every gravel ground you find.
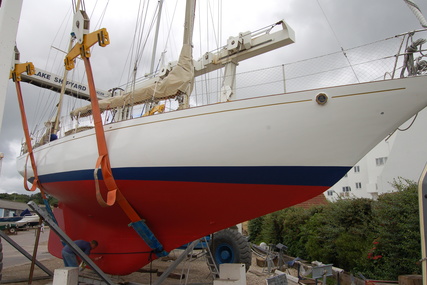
[1,245,283,284]
[0,227,292,284]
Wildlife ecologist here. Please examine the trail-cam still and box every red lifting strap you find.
[14,80,47,199]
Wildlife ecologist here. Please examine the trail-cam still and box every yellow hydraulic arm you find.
[64,28,109,71]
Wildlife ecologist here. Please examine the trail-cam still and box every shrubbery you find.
[248,178,421,280]
[0,192,57,205]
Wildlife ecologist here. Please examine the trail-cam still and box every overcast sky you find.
[1,0,427,194]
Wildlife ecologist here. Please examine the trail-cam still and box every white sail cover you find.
[70,44,194,118]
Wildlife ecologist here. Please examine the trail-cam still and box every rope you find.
[400,36,427,77]
[398,112,418,131]
[404,0,427,28]
[316,0,360,83]
[385,113,418,142]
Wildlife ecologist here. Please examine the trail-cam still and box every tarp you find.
[70,44,194,118]
[20,208,31,216]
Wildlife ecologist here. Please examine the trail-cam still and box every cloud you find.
[0,139,27,194]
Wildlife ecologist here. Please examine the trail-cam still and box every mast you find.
[183,0,196,46]
[174,0,196,110]
[52,0,82,135]
[0,0,23,132]
[149,0,164,74]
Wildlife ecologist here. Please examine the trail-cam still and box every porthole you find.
[316,93,328,105]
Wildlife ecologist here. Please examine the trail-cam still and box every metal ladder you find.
[200,236,220,279]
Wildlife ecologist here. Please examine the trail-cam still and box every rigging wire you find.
[159,0,180,63]
[118,0,166,87]
[92,0,110,31]
[119,0,180,91]
[127,0,151,90]
[196,0,203,105]
[135,6,159,71]
[134,1,153,66]
[89,0,100,21]
[216,0,222,103]
[196,0,223,105]
[124,0,144,89]
[72,0,86,13]
[316,0,360,83]
[207,0,221,50]
[31,0,113,137]
[168,1,180,57]
[30,4,75,135]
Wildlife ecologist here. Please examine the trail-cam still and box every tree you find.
[282,206,318,258]
[0,192,58,206]
[247,178,422,280]
[361,178,421,279]
[248,216,264,243]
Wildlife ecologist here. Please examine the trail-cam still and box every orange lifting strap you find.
[11,63,47,199]
[75,30,142,223]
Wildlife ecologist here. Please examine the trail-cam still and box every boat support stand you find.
[27,201,118,285]
[153,239,200,285]
[28,201,202,285]
[0,226,53,283]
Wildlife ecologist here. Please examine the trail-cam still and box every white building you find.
[325,108,427,201]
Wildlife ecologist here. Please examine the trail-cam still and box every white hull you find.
[17,76,427,179]
[15,214,40,227]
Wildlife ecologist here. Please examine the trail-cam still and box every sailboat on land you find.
[5,0,427,276]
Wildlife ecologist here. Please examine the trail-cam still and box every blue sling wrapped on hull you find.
[129,220,169,257]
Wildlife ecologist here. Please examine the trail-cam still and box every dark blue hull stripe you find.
[37,166,350,187]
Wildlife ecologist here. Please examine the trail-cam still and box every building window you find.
[376,157,388,166]
[3,209,12,217]
[355,182,362,189]
[354,166,360,173]
[342,186,351,192]
[327,190,334,196]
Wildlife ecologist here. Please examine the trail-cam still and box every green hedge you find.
[248,178,421,280]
